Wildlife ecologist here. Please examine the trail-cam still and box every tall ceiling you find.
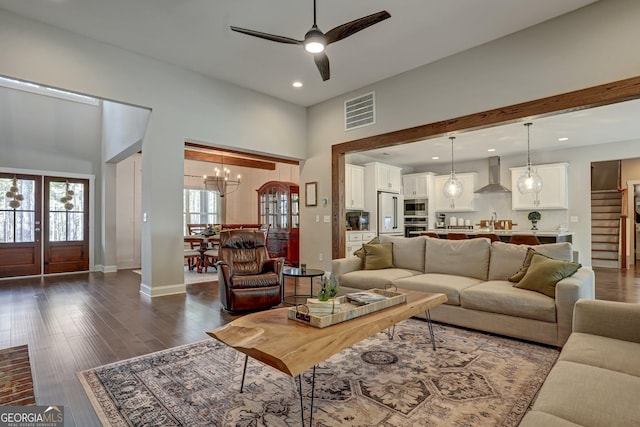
[0,0,596,107]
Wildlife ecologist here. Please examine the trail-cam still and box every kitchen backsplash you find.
[436,193,570,231]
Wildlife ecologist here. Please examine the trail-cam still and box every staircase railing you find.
[620,187,628,269]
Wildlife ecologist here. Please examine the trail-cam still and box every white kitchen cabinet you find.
[434,172,478,212]
[366,162,403,193]
[345,164,365,210]
[403,172,434,198]
[510,163,569,210]
[345,231,377,257]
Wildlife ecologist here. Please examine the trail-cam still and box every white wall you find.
[304,0,640,270]
[0,9,306,295]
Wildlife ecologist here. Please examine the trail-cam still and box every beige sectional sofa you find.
[332,235,595,347]
[520,299,640,426]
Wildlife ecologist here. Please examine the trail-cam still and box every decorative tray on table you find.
[287,288,407,328]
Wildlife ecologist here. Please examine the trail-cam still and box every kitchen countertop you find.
[415,229,574,237]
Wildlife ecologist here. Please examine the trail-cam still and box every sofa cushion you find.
[559,332,640,377]
[509,243,574,282]
[338,268,420,290]
[488,242,529,280]
[519,410,583,427]
[363,242,393,270]
[514,254,581,298]
[460,280,556,322]
[394,273,483,306]
[379,235,426,272]
[353,236,380,262]
[424,238,491,280]
[530,360,640,427]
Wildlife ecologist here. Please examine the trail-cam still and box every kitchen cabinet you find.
[365,162,402,193]
[434,173,478,212]
[510,163,569,210]
[345,231,377,257]
[258,181,299,265]
[345,164,365,210]
[403,172,434,198]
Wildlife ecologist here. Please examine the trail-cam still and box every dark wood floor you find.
[0,266,638,426]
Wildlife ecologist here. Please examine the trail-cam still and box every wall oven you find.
[404,199,427,216]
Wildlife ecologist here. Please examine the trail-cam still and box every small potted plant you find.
[307,274,340,315]
[528,211,541,230]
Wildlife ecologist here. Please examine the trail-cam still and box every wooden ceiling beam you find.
[184,141,299,165]
[184,149,276,170]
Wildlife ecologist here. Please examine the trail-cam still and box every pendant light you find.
[442,136,463,206]
[517,122,543,194]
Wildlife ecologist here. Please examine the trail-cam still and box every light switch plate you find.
[570,216,578,223]
[323,215,331,223]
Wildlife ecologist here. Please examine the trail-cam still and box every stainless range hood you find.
[474,156,512,194]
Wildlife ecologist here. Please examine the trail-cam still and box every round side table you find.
[282,267,325,305]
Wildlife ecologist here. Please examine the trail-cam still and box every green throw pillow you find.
[354,236,380,262]
[363,242,393,270]
[514,253,581,298]
[509,248,551,283]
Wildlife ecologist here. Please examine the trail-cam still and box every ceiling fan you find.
[230,0,391,81]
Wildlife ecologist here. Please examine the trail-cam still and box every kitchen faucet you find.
[490,212,497,231]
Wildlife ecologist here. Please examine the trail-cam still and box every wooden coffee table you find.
[207,288,447,426]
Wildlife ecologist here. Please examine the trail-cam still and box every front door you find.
[0,173,42,277]
[43,177,89,274]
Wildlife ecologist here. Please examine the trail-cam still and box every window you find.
[0,176,36,243]
[48,181,85,242]
[183,189,221,233]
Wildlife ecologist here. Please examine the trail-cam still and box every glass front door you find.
[0,173,42,277]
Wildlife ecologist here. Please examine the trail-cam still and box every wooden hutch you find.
[257,181,299,266]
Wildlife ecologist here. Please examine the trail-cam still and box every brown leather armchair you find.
[216,229,284,312]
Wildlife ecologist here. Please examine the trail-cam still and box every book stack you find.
[346,291,388,305]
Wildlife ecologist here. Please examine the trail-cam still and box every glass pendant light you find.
[517,122,543,194]
[443,136,463,205]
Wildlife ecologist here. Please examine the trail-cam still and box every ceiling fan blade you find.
[325,11,391,45]
[313,53,330,81]
[230,26,302,45]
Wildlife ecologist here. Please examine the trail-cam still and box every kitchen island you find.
[415,229,573,244]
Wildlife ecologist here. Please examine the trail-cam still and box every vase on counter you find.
[530,220,538,230]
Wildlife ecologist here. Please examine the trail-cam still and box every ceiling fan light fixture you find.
[304,28,326,53]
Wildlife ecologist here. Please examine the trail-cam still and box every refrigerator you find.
[378,192,404,236]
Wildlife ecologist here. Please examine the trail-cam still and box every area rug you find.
[77,320,558,426]
[0,344,36,405]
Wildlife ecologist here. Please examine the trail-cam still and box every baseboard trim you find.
[140,282,186,298]
[97,265,118,273]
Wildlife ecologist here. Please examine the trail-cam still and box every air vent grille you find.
[345,91,375,131]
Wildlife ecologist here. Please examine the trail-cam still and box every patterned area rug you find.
[78,320,558,426]
[0,345,36,405]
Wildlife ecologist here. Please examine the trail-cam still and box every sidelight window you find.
[0,177,36,243]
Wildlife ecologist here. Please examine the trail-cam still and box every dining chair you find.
[447,233,469,240]
[419,232,440,238]
[509,234,541,245]
[184,248,200,271]
[476,233,501,242]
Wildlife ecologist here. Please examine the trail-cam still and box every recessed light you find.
[432,156,439,160]
[488,148,496,152]
[558,137,569,141]
[292,81,303,88]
